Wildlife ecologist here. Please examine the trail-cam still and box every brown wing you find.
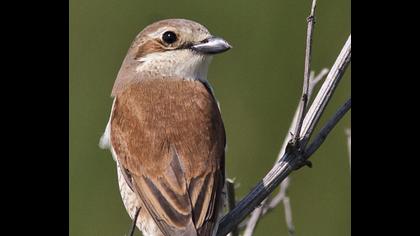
[111,78,225,236]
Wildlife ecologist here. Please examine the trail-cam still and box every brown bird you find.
[99,19,231,236]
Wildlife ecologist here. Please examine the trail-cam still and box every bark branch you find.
[345,128,351,168]
[216,35,351,236]
[277,68,328,161]
[282,196,295,235]
[226,179,239,236]
[242,69,328,235]
[299,35,351,148]
[243,199,266,236]
[304,98,351,158]
[293,0,318,144]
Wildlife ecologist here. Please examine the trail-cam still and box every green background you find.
[70,0,351,235]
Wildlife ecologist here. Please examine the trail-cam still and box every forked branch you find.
[216,35,351,236]
[242,69,328,236]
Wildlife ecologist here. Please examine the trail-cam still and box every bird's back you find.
[110,78,226,236]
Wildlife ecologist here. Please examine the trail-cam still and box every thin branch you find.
[282,196,295,236]
[345,128,351,168]
[127,207,140,236]
[243,188,296,236]
[233,68,339,236]
[268,178,295,236]
[240,161,291,232]
[293,0,318,144]
[299,35,351,148]
[226,179,239,236]
[304,98,351,158]
[265,178,289,213]
[237,177,291,230]
[309,68,329,98]
[217,157,293,236]
[244,67,327,235]
[277,68,329,161]
[245,69,328,235]
[243,200,266,236]
[216,35,351,236]
[244,68,329,234]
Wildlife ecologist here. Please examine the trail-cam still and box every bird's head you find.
[116,19,231,86]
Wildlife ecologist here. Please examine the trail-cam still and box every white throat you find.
[135,50,213,82]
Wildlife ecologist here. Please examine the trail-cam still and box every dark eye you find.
[162,31,177,44]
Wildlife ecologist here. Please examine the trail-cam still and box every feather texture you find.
[110,78,225,236]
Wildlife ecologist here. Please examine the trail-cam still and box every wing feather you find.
[110,78,225,236]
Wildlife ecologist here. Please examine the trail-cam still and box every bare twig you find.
[127,207,140,236]
[216,35,351,236]
[309,68,329,98]
[265,178,289,214]
[238,68,331,236]
[277,68,329,161]
[226,179,239,236]
[282,196,295,235]
[243,187,296,236]
[238,177,292,229]
[217,156,293,236]
[260,6,328,232]
[293,0,318,144]
[244,68,328,235]
[345,128,351,168]
[244,70,323,234]
[244,68,328,234]
[304,98,351,158]
[268,178,295,236]
[300,35,351,148]
[243,199,266,236]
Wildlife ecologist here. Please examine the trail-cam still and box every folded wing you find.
[110,78,225,236]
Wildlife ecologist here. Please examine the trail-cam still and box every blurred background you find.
[70,0,350,235]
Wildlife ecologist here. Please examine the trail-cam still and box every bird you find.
[99,19,231,236]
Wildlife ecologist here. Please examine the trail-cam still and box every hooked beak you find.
[191,36,232,54]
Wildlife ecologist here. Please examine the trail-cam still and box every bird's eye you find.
[162,31,177,44]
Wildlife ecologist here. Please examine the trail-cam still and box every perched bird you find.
[99,19,231,236]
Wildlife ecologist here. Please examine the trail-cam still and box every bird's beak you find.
[191,36,232,54]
